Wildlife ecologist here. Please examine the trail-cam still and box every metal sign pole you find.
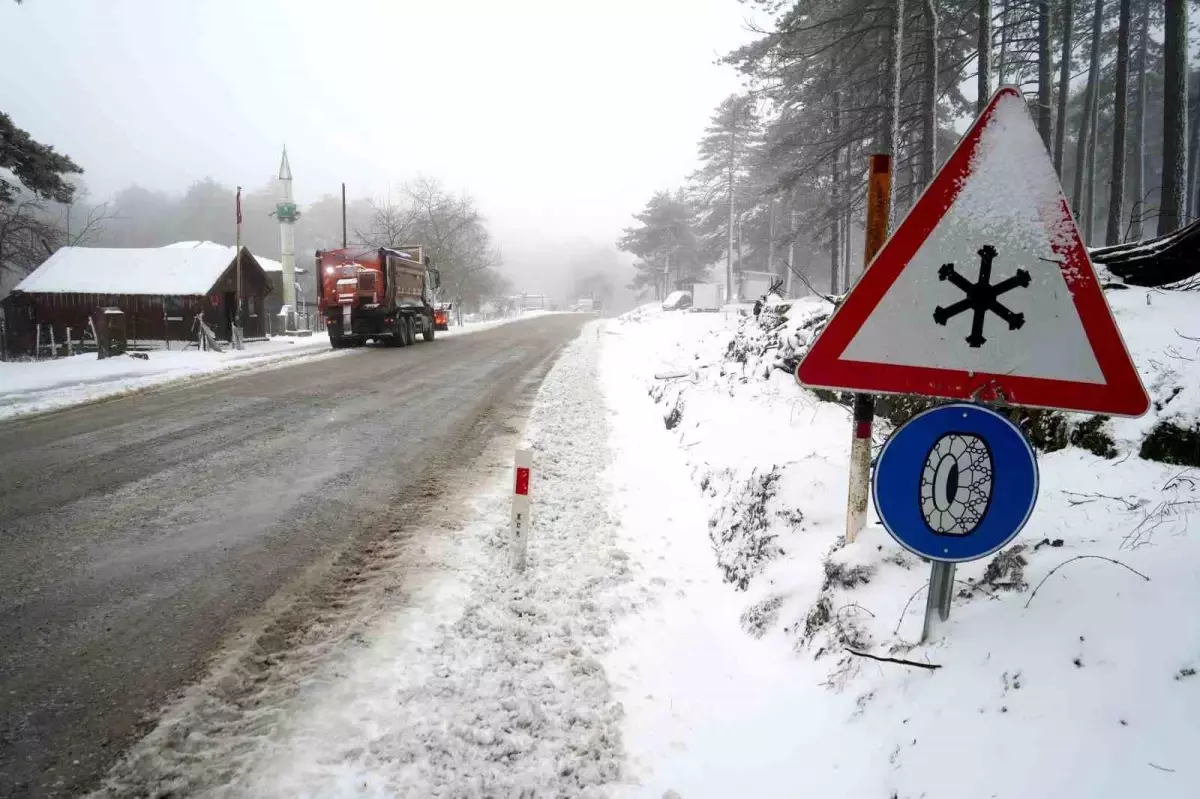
[922,560,956,642]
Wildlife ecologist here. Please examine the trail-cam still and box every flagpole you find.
[235,185,244,349]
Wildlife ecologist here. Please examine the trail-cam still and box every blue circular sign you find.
[872,403,1038,562]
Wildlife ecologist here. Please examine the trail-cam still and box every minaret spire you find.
[276,145,299,327]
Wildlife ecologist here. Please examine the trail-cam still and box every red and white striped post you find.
[511,448,532,572]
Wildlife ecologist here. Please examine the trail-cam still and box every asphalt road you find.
[0,314,587,798]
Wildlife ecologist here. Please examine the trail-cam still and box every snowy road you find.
[0,314,586,798]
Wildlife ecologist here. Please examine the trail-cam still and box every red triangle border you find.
[797,87,1149,417]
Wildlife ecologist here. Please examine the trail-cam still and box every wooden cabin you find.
[1,245,273,356]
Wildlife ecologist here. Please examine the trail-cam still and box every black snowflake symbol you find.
[932,245,1031,348]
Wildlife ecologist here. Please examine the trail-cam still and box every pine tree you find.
[1037,0,1053,149]
[1054,0,1074,174]
[979,0,992,115]
[1158,0,1188,234]
[1129,0,1150,240]
[690,95,761,297]
[1105,0,1132,244]
[0,113,82,205]
[617,192,703,299]
[1072,0,1103,238]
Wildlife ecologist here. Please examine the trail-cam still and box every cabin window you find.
[163,296,184,320]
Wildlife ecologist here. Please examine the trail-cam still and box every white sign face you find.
[842,92,1101,382]
[797,87,1149,417]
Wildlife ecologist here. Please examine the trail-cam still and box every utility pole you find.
[234,185,244,349]
[767,196,777,285]
[341,182,348,248]
[786,190,797,297]
[726,117,736,302]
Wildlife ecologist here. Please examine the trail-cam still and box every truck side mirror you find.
[432,269,442,290]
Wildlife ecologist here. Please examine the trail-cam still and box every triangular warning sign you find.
[797,87,1149,417]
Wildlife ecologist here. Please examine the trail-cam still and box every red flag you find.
[236,186,242,225]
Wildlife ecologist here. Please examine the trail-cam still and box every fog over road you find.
[0,314,587,797]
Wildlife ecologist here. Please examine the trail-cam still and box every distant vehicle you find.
[692,283,721,311]
[576,297,596,313]
[662,290,693,310]
[433,303,452,331]
[316,245,441,349]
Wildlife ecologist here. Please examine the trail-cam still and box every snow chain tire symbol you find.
[919,433,994,536]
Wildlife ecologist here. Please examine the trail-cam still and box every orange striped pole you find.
[845,154,892,543]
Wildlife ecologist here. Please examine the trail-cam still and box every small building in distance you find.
[510,293,547,311]
[2,244,273,355]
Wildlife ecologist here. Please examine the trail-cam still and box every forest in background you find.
[620,0,1199,301]
[0,168,512,311]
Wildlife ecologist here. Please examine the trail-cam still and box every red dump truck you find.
[316,245,441,348]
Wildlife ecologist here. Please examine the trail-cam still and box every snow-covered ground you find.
[0,315,546,422]
[93,293,1200,797]
[601,293,1200,798]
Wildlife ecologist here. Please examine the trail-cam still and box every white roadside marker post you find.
[511,448,532,572]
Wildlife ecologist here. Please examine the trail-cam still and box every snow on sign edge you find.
[842,92,1103,384]
[796,86,1150,418]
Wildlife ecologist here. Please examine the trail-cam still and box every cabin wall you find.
[0,288,269,357]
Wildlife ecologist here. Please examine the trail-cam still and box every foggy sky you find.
[1,0,756,294]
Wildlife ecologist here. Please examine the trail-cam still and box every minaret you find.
[276,146,299,325]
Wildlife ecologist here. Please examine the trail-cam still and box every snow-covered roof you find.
[164,240,225,250]
[14,246,255,295]
[162,241,301,274]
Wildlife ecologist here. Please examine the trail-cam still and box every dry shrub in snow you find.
[707,467,785,590]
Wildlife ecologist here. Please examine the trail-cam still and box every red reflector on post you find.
[515,467,530,496]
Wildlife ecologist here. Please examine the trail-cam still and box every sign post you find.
[511,448,532,572]
[797,87,1149,640]
[874,402,1039,640]
[846,154,892,543]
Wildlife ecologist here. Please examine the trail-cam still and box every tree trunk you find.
[844,143,853,287]
[885,0,905,228]
[1187,73,1199,221]
[1159,0,1188,235]
[1037,0,1053,150]
[922,0,939,186]
[1106,0,1132,245]
[978,0,991,114]
[998,0,1010,83]
[1072,0,1102,223]
[1130,0,1148,240]
[905,130,919,211]
[768,196,777,277]
[786,190,797,297]
[831,93,842,294]
[726,104,737,300]
[1085,52,1101,244]
[1054,0,1073,174]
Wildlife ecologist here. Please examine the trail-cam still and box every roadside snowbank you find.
[600,299,1200,798]
[0,316,544,422]
[0,337,344,420]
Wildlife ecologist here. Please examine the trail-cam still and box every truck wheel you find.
[329,332,345,349]
[404,317,416,346]
[423,318,435,342]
